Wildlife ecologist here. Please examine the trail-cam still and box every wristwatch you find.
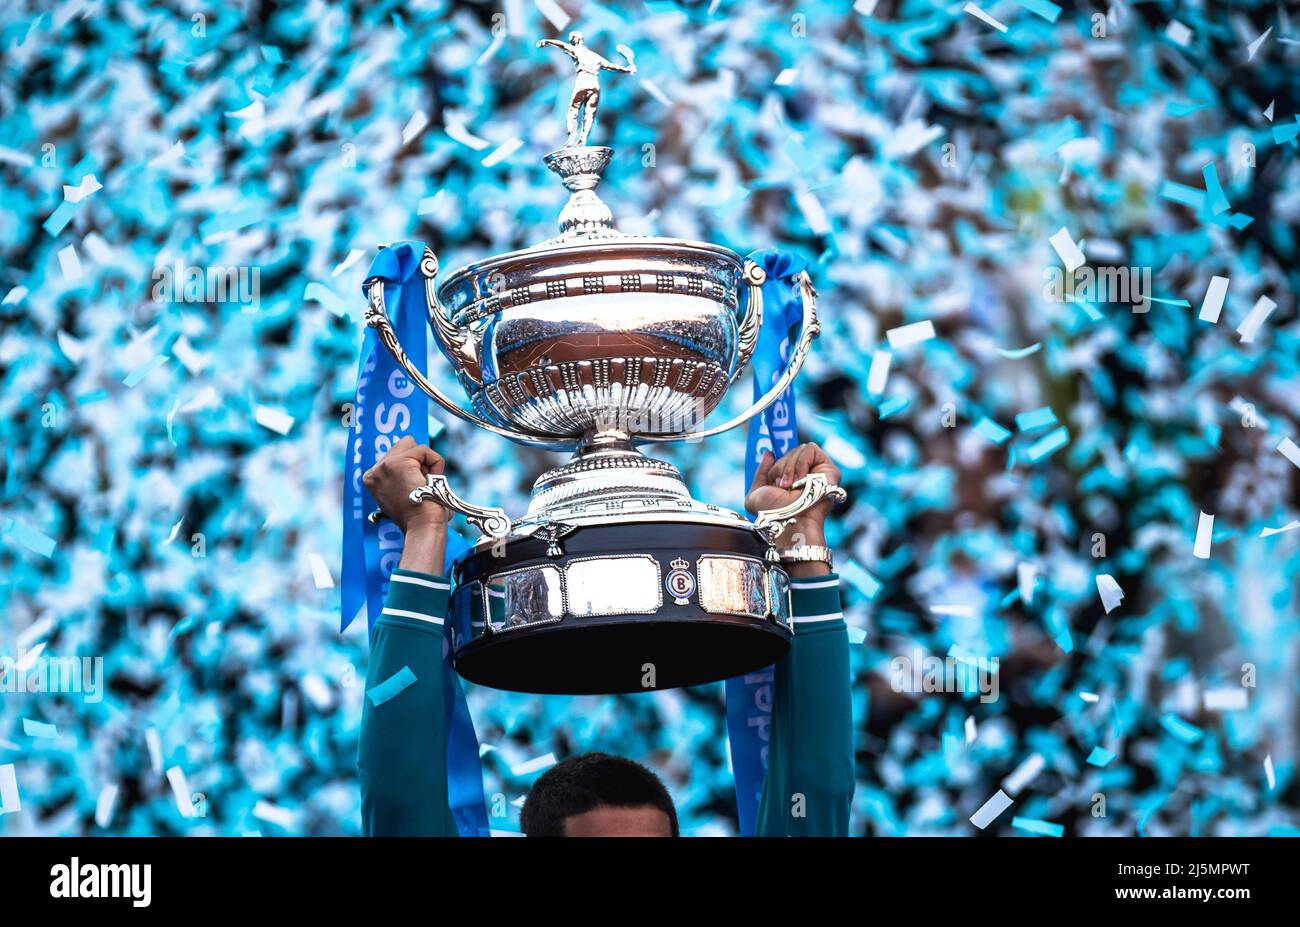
[776,544,833,568]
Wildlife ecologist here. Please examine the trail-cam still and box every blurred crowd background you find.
[1,0,1298,836]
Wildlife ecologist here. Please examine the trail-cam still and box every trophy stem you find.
[544,146,619,240]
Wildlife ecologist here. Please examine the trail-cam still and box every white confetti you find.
[969,789,1013,829]
[445,120,491,151]
[331,249,365,277]
[252,800,296,829]
[95,784,119,828]
[1166,20,1192,46]
[963,3,1008,32]
[510,752,557,776]
[1198,275,1229,323]
[56,329,86,362]
[307,552,334,590]
[793,184,832,236]
[1276,437,1300,470]
[1193,510,1215,560]
[255,405,295,436]
[886,320,936,349]
[165,765,194,818]
[1260,520,1300,538]
[774,69,798,86]
[1095,574,1124,614]
[171,336,209,374]
[929,603,975,618]
[145,727,162,774]
[481,137,523,168]
[1247,27,1272,61]
[400,110,429,146]
[62,173,102,203]
[0,763,20,815]
[866,350,892,394]
[533,0,570,30]
[1002,753,1045,795]
[57,244,83,280]
[1017,562,1038,605]
[1236,295,1277,343]
[1203,688,1247,711]
[1048,226,1086,272]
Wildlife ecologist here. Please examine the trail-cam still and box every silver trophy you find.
[364,34,844,693]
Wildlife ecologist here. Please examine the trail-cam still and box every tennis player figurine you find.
[537,32,636,149]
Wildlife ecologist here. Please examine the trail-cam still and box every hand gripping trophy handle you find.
[366,473,513,540]
[753,472,848,543]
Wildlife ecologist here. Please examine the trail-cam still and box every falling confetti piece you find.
[1048,226,1086,272]
[254,405,295,436]
[1193,511,1215,559]
[510,752,558,777]
[366,666,417,707]
[1086,746,1114,767]
[885,320,936,349]
[307,552,335,590]
[1236,295,1276,343]
[962,3,1007,33]
[1203,688,1247,711]
[866,350,891,394]
[0,764,21,815]
[970,789,1013,829]
[1198,275,1229,322]
[1095,574,1124,614]
[1011,816,1063,837]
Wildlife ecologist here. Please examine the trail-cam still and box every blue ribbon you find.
[725,248,809,836]
[342,241,488,837]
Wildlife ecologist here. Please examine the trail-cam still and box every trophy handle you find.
[640,269,820,445]
[753,472,847,541]
[419,248,483,384]
[363,272,573,450]
[729,260,765,384]
[367,473,514,540]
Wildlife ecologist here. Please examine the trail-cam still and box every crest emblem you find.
[664,558,695,605]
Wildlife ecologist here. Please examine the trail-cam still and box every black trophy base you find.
[447,520,793,694]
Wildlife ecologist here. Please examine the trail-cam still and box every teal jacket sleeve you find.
[755,573,854,836]
[357,568,460,837]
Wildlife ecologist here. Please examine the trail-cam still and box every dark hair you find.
[520,752,679,837]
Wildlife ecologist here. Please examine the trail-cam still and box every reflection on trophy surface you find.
[364,34,844,695]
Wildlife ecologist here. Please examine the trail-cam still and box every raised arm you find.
[749,444,855,836]
[536,38,576,59]
[357,437,461,836]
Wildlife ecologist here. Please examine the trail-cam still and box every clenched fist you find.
[745,442,842,559]
[362,436,451,534]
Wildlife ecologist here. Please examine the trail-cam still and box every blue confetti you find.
[366,667,418,707]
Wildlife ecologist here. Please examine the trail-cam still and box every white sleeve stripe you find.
[381,607,444,625]
[390,574,451,591]
[790,579,840,590]
[791,612,843,624]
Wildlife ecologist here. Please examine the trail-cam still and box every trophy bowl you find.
[430,237,762,443]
